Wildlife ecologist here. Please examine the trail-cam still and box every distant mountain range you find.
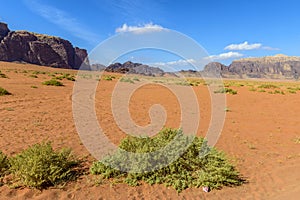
[201,54,300,79]
[1,22,299,79]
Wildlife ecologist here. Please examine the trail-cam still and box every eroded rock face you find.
[0,23,88,69]
[228,55,300,79]
[202,55,300,79]
[106,61,165,76]
[0,22,9,40]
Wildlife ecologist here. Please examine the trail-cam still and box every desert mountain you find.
[203,54,300,79]
[0,22,88,69]
[104,61,165,76]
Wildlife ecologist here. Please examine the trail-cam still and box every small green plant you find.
[29,74,38,78]
[0,151,9,177]
[31,85,38,89]
[294,136,300,144]
[132,77,140,82]
[42,79,64,86]
[258,89,266,93]
[120,77,134,83]
[214,88,237,95]
[9,142,79,189]
[288,90,296,94]
[0,71,8,78]
[32,71,46,75]
[258,84,278,89]
[224,107,231,112]
[102,75,116,81]
[90,128,244,193]
[249,87,257,92]
[0,87,11,96]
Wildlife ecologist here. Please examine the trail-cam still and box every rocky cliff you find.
[203,54,300,79]
[0,22,88,69]
[105,61,165,76]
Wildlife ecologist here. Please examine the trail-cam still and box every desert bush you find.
[90,128,244,193]
[29,74,38,78]
[0,87,11,96]
[258,84,278,89]
[42,79,64,86]
[9,142,79,189]
[102,75,116,81]
[0,70,8,78]
[0,151,9,177]
[32,71,46,75]
[214,88,237,95]
[120,77,134,83]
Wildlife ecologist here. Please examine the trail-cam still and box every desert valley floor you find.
[0,61,299,200]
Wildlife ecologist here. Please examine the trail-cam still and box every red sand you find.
[0,62,299,199]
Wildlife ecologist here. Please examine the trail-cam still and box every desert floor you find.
[0,61,299,200]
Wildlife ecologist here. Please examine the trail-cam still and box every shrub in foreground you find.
[90,128,244,193]
[9,142,79,189]
[0,151,9,177]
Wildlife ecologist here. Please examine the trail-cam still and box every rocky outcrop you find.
[202,62,229,77]
[203,55,300,79]
[0,22,9,40]
[0,22,88,69]
[105,61,165,76]
[228,54,300,79]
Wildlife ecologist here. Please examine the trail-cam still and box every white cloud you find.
[225,41,262,50]
[262,46,280,51]
[115,23,165,34]
[24,0,100,44]
[207,52,243,60]
[153,59,196,66]
[224,41,280,51]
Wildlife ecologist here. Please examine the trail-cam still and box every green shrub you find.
[103,75,116,81]
[258,84,278,89]
[120,77,134,83]
[42,79,64,86]
[0,87,11,96]
[90,128,244,193]
[9,142,79,189]
[0,71,8,78]
[29,75,38,78]
[54,73,75,81]
[214,88,237,95]
[249,87,257,92]
[32,71,46,75]
[0,151,9,177]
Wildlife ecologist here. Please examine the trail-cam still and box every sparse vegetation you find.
[90,128,244,193]
[42,79,64,86]
[249,87,257,92]
[294,136,300,144]
[102,75,116,81]
[29,74,38,78]
[0,87,11,96]
[120,77,134,83]
[258,84,279,89]
[9,142,79,189]
[0,151,9,178]
[214,88,238,95]
[0,70,8,78]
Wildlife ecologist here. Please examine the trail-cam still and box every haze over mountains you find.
[0,22,299,79]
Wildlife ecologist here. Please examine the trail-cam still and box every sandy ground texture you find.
[0,61,299,199]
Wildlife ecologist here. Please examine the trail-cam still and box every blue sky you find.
[0,0,300,69]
